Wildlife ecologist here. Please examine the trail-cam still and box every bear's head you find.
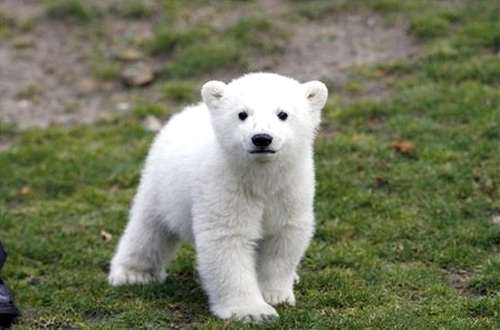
[202,73,328,162]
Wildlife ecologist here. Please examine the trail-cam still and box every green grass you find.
[45,0,100,23]
[0,9,37,41]
[163,41,243,78]
[292,0,351,20]
[133,103,171,119]
[15,85,40,101]
[369,0,404,12]
[1,0,500,328]
[408,14,451,39]
[148,15,288,78]
[162,81,199,103]
[148,24,212,55]
[108,1,154,19]
[92,62,121,82]
[225,16,289,54]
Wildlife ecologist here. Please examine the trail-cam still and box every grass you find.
[369,0,404,12]
[292,0,352,20]
[15,85,40,101]
[45,0,99,23]
[108,1,154,19]
[0,9,37,41]
[225,17,289,54]
[149,15,288,78]
[148,24,211,55]
[133,103,171,120]
[1,0,500,328]
[163,41,243,78]
[408,14,451,39]
[162,81,199,103]
[92,62,121,82]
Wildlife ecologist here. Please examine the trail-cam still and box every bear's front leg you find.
[257,213,314,306]
[193,206,277,323]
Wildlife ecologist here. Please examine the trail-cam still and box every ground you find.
[1,0,418,131]
[0,0,499,329]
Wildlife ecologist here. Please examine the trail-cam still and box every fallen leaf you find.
[100,230,113,242]
[393,140,413,154]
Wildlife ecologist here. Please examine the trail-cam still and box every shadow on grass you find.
[112,267,210,323]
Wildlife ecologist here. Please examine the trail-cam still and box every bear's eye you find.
[238,111,248,121]
[277,111,288,121]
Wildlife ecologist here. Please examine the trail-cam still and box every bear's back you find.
[139,104,216,238]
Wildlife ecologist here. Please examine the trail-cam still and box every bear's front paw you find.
[212,302,278,324]
[262,289,296,306]
[108,265,165,286]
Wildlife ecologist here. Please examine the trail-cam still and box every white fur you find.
[108,73,328,323]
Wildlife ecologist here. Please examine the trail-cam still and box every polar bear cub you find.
[108,73,328,323]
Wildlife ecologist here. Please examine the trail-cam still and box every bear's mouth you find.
[249,149,276,154]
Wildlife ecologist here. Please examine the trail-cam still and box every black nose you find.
[252,134,273,147]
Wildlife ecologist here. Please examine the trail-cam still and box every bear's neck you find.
[224,146,313,196]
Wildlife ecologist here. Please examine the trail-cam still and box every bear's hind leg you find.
[108,205,180,286]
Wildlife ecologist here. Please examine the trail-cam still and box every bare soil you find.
[259,13,419,81]
[0,0,420,130]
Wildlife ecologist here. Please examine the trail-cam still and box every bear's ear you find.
[303,81,328,111]
[202,81,227,109]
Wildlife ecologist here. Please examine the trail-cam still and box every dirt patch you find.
[258,13,419,81]
[0,1,163,131]
[0,0,420,132]
[447,270,472,296]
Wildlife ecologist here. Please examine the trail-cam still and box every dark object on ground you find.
[0,241,19,328]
